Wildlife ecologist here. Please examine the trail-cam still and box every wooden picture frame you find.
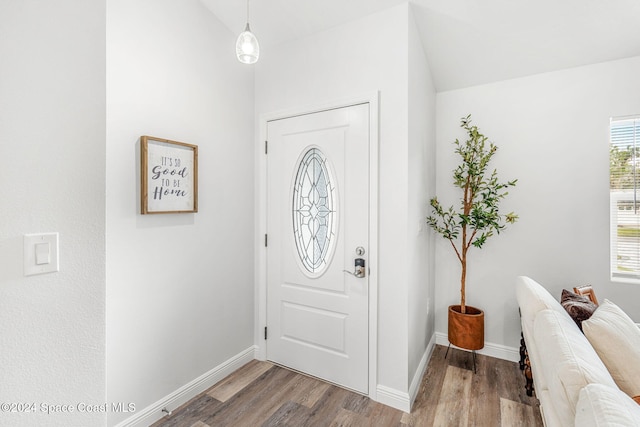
[141,135,198,214]
[573,285,599,305]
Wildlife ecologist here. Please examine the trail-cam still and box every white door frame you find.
[255,91,379,399]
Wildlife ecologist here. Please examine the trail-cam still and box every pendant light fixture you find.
[236,0,259,64]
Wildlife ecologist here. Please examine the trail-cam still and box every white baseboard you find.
[434,332,519,362]
[376,334,436,414]
[113,346,257,427]
[409,333,435,409]
[376,385,411,413]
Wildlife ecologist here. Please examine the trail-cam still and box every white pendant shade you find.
[236,23,259,64]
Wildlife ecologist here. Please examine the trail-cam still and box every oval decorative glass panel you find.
[292,148,338,275]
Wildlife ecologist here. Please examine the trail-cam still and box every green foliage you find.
[618,227,640,238]
[610,145,639,190]
[426,115,517,308]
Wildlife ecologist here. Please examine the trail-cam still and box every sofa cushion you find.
[516,276,574,395]
[516,276,571,336]
[560,289,597,331]
[582,299,640,401]
[575,383,640,427]
[534,309,617,427]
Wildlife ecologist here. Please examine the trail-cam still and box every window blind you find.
[610,117,640,280]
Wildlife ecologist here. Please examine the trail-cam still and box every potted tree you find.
[427,115,517,351]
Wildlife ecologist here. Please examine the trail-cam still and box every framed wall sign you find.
[141,135,198,214]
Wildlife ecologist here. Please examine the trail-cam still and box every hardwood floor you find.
[151,345,543,427]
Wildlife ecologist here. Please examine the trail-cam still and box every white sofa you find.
[516,276,640,427]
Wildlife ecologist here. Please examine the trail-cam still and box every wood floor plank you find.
[493,354,545,426]
[400,411,415,426]
[233,370,315,426]
[261,400,307,426]
[367,402,404,426]
[304,384,354,427]
[432,365,472,426]
[495,357,529,404]
[446,345,476,372]
[500,397,536,427]
[468,351,501,426]
[328,407,369,427]
[289,374,332,409]
[206,360,273,402]
[201,364,295,426]
[340,391,373,417]
[150,394,221,427]
[405,345,450,427]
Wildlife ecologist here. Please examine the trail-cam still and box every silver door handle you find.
[343,258,366,278]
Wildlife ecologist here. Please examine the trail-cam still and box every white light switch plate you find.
[24,233,59,276]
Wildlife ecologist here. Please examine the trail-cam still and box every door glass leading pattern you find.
[292,147,337,275]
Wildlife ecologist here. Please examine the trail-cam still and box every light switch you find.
[35,242,50,265]
[24,233,59,276]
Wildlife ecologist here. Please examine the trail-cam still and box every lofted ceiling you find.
[200,0,640,91]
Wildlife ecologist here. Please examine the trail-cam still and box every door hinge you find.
[265,140,268,154]
[265,234,268,247]
[264,326,268,340]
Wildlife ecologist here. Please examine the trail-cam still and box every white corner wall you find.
[0,1,106,426]
[435,56,640,353]
[407,4,437,393]
[106,1,255,425]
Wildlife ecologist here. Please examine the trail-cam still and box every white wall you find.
[256,2,437,401]
[435,56,640,352]
[407,5,437,388]
[106,0,255,425]
[0,1,106,426]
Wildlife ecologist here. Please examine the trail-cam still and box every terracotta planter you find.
[448,305,484,350]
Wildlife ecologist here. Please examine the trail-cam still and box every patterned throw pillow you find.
[560,289,598,331]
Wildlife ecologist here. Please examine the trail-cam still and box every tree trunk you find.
[460,253,467,314]
[461,176,471,315]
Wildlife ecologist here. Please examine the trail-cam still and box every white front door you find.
[266,104,370,393]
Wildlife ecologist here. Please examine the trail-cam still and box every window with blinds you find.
[610,116,640,281]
